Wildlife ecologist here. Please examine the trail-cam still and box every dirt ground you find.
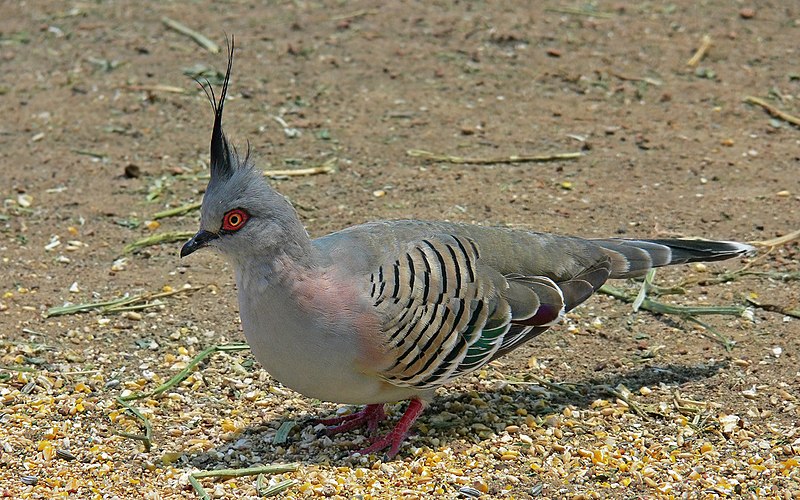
[1,1,799,498]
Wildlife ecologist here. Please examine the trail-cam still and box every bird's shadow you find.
[183,360,727,469]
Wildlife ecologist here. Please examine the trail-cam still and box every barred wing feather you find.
[371,234,610,389]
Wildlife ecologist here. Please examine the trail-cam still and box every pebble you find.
[17,194,33,207]
[739,7,756,19]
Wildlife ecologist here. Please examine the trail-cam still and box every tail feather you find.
[593,238,755,279]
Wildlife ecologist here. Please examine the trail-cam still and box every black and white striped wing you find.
[368,234,611,389]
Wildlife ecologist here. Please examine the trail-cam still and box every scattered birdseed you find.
[0,241,796,499]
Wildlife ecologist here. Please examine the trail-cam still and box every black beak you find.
[180,230,219,257]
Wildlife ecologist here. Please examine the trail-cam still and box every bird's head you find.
[181,37,306,265]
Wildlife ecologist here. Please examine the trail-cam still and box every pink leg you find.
[318,403,386,435]
[355,398,425,458]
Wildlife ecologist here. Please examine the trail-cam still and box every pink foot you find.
[318,403,386,435]
[354,398,425,458]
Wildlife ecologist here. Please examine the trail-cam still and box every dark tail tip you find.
[648,239,756,264]
[596,237,755,279]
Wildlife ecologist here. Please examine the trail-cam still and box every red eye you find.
[222,209,249,231]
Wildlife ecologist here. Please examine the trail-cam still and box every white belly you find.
[236,274,421,405]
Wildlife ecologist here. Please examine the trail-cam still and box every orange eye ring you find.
[222,208,249,231]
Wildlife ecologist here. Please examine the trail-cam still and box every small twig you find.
[161,17,219,53]
[45,286,200,318]
[72,149,107,159]
[123,231,196,254]
[106,303,163,313]
[56,369,102,376]
[331,8,377,21]
[609,71,663,86]
[273,421,297,445]
[746,298,800,319]
[545,7,613,18]
[674,392,715,409]
[119,84,187,94]
[114,397,153,452]
[188,475,210,500]
[599,284,746,317]
[407,149,583,165]
[632,269,656,312]
[693,269,800,287]
[743,96,800,127]
[119,343,250,402]
[687,34,712,67]
[743,271,800,281]
[0,366,103,376]
[750,228,800,248]
[21,328,46,337]
[193,160,336,181]
[0,365,36,373]
[259,479,298,497]
[602,385,648,418]
[673,391,718,417]
[684,316,734,351]
[47,296,139,317]
[523,375,583,399]
[192,464,298,480]
[263,164,335,178]
[190,467,298,498]
[152,202,202,220]
[599,284,744,350]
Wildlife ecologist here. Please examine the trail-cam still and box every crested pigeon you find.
[180,40,754,458]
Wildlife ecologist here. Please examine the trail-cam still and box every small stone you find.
[111,257,129,272]
[546,48,561,57]
[739,7,755,19]
[124,164,142,178]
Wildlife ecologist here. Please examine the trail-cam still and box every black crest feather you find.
[206,36,235,181]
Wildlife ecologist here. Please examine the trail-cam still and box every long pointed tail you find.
[592,238,755,279]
